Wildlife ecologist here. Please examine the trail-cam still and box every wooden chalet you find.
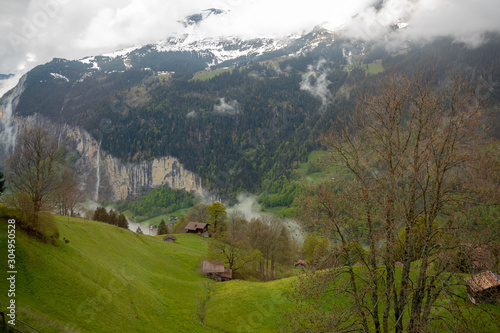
[185,222,209,235]
[202,261,232,282]
[465,270,500,304]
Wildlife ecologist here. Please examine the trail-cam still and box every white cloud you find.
[1,0,500,76]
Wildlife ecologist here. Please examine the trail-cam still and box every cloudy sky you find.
[1,0,500,76]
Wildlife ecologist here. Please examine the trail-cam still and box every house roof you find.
[163,235,177,240]
[294,260,307,267]
[465,270,500,293]
[185,222,209,231]
[203,261,225,274]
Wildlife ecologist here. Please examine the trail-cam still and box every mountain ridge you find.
[1,27,499,201]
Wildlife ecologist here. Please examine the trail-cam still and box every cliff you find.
[0,111,204,202]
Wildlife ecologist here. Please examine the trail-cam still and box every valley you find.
[0,7,499,332]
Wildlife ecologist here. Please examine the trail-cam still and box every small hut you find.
[163,235,177,242]
[465,270,500,304]
[202,261,232,282]
[294,260,308,269]
[185,222,209,235]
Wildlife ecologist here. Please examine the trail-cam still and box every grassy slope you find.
[0,216,217,333]
[205,279,293,332]
[2,215,497,332]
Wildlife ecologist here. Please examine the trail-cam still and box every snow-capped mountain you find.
[78,27,336,77]
[0,5,498,201]
[71,8,343,77]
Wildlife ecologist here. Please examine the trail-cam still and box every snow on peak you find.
[50,73,69,82]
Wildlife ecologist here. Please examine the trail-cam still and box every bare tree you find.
[293,73,499,332]
[55,168,84,217]
[7,126,66,221]
[248,215,293,281]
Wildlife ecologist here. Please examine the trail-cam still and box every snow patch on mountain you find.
[50,73,70,82]
[150,34,293,67]
[79,56,101,70]
[102,45,143,59]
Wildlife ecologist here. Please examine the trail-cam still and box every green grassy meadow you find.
[1,214,498,332]
[0,216,289,332]
[190,68,234,81]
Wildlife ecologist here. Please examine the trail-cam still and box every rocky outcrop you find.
[65,125,204,201]
[0,113,204,201]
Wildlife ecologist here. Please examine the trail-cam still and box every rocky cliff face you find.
[0,112,205,202]
[64,125,204,201]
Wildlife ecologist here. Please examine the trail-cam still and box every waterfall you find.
[1,98,15,153]
[0,75,26,154]
[95,142,101,201]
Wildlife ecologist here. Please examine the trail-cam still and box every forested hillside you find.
[6,34,500,199]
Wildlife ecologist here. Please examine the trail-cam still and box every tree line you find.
[92,206,129,229]
[115,185,196,221]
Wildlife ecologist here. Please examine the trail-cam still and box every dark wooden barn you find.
[163,235,177,242]
[202,261,232,282]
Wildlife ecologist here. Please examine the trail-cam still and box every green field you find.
[367,59,384,75]
[1,214,498,332]
[292,150,340,185]
[0,216,288,332]
[190,68,233,81]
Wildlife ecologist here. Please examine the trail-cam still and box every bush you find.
[3,193,59,241]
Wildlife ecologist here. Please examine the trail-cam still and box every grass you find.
[292,150,339,185]
[190,68,233,81]
[343,59,384,75]
[0,215,213,333]
[2,213,498,332]
[205,278,294,332]
[367,59,384,75]
[125,207,191,224]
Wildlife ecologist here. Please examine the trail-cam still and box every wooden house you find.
[202,261,232,282]
[185,222,209,235]
[294,260,308,269]
[465,270,500,304]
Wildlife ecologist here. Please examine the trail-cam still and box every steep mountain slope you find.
[0,216,213,332]
[1,26,499,201]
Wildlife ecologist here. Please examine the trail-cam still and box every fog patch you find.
[213,98,240,116]
[300,59,331,112]
[227,193,262,221]
[128,221,156,236]
[283,218,305,245]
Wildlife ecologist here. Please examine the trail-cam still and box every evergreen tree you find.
[117,214,128,229]
[93,207,108,222]
[108,209,118,226]
[157,219,168,235]
[136,226,143,234]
